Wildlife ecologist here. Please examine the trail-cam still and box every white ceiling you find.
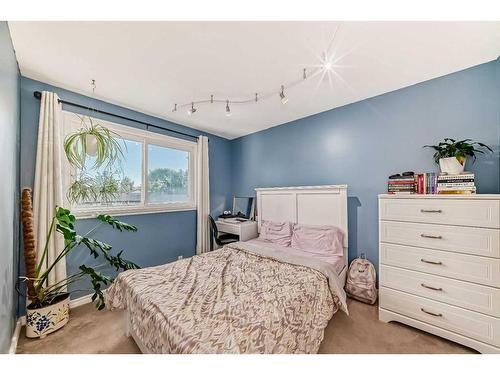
[9,21,500,139]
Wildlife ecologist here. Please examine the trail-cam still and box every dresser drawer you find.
[380,265,500,317]
[379,198,500,228]
[380,220,500,258]
[380,243,500,287]
[380,287,500,347]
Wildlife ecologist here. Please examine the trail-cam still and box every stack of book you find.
[387,174,416,194]
[415,172,438,194]
[437,173,476,195]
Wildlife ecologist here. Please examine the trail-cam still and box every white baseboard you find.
[10,293,94,354]
[69,293,94,309]
[8,318,23,354]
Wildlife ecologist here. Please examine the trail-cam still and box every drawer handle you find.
[420,258,443,265]
[421,283,443,291]
[421,308,443,317]
[420,234,443,239]
[420,209,442,213]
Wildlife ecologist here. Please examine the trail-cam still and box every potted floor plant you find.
[20,188,139,338]
[424,138,493,174]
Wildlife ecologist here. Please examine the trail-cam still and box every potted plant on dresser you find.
[19,188,139,338]
[424,138,493,174]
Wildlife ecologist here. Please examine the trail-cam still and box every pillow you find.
[259,220,292,246]
[291,223,344,256]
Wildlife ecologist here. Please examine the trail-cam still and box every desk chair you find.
[209,215,239,247]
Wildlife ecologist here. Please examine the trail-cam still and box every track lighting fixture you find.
[279,85,288,104]
[187,102,196,115]
[172,27,342,118]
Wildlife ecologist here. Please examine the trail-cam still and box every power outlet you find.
[178,255,183,260]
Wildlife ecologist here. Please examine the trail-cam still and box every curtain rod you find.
[33,91,200,141]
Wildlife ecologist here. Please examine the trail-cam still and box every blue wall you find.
[19,77,233,312]
[0,22,20,353]
[231,60,500,269]
[16,57,500,318]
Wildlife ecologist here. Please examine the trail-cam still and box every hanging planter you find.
[64,114,125,204]
[64,115,124,170]
[85,133,99,157]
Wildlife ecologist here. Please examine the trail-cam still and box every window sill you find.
[73,204,197,219]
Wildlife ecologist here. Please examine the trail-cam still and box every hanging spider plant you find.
[67,170,122,205]
[94,170,121,203]
[64,115,125,170]
[64,114,126,205]
[67,174,98,204]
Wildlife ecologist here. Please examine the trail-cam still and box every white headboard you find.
[255,185,348,262]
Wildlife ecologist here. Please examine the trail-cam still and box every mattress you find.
[106,241,347,354]
[245,238,346,275]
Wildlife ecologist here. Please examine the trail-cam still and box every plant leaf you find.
[78,265,113,310]
[96,214,138,232]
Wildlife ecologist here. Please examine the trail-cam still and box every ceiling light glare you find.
[323,61,333,71]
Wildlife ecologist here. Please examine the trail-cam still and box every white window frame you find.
[62,111,198,218]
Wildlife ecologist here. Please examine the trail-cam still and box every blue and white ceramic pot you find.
[25,293,70,338]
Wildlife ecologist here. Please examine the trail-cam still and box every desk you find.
[215,220,258,242]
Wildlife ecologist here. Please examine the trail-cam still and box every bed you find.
[105,185,349,354]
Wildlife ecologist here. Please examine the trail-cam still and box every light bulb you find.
[187,102,196,115]
[225,100,231,117]
[323,61,333,71]
[279,85,288,105]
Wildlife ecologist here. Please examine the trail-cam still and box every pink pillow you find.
[259,220,292,246]
[291,223,344,255]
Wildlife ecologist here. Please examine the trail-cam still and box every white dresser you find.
[378,194,500,353]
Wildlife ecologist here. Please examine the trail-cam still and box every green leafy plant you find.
[19,206,139,310]
[67,170,122,205]
[64,115,124,170]
[424,138,493,165]
[64,115,126,205]
[67,175,99,203]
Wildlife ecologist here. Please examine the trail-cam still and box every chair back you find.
[208,215,219,242]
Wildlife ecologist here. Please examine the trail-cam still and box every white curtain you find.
[196,135,210,254]
[33,91,66,286]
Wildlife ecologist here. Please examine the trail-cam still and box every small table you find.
[215,220,258,242]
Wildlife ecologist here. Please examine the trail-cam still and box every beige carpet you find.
[16,298,476,354]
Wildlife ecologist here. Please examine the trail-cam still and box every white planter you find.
[85,134,99,156]
[439,157,465,175]
[26,293,70,338]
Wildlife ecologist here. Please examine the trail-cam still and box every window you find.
[62,111,197,217]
